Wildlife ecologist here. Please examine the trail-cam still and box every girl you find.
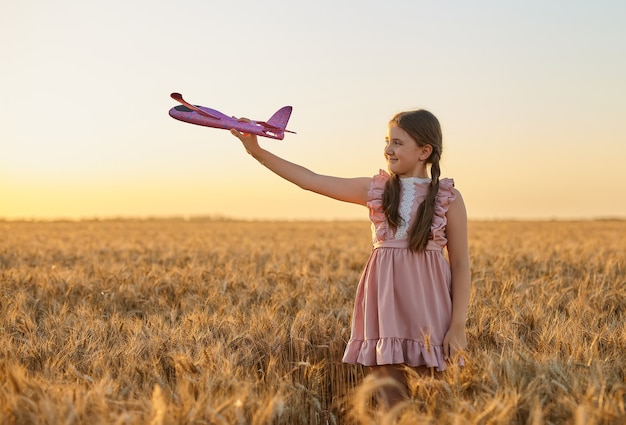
[230,109,471,409]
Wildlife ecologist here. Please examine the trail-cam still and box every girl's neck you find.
[396,169,430,179]
[396,163,429,179]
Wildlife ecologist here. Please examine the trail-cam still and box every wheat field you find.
[0,219,624,424]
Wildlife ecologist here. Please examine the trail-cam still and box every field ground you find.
[1,219,625,424]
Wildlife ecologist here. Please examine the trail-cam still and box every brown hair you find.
[382,110,443,251]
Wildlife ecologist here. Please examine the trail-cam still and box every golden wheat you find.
[0,219,624,424]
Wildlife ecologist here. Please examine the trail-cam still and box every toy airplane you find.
[168,92,295,140]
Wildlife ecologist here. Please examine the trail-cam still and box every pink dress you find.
[342,170,458,371]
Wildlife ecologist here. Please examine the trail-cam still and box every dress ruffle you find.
[343,337,456,371]
[432,178,456,247]
[367,170,389,242]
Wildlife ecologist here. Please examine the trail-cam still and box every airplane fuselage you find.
[169,105,288,140]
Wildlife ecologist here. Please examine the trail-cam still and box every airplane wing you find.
[170,93,221,120]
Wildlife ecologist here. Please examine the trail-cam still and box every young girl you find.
[230,109,471,408]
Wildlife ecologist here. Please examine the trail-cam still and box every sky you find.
[1,0,625,221]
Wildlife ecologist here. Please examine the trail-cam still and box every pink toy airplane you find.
[168,92,295,140]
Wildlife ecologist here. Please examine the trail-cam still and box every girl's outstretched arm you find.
[230,129,371,206]
[443,189,471,361]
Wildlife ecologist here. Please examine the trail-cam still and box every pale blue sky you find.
[1,0,625,220]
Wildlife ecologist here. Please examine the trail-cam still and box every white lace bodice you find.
[394,177,431,239]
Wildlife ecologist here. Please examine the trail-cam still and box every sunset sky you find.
[2,0,625,220]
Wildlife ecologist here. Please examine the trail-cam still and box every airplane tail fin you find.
[266,106,293,131]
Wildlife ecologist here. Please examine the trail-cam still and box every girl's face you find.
[385,125,431,178]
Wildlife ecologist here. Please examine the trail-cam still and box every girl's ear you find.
[420,144,433,161]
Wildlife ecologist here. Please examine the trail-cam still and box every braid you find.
[383,174,402,231]
[408,151,441,251]
[430,151,441,189]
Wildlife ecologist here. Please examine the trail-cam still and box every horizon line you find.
[1,214,624,223]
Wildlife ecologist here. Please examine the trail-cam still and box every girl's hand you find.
[443,323,467,362]
[230,118,261,155]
